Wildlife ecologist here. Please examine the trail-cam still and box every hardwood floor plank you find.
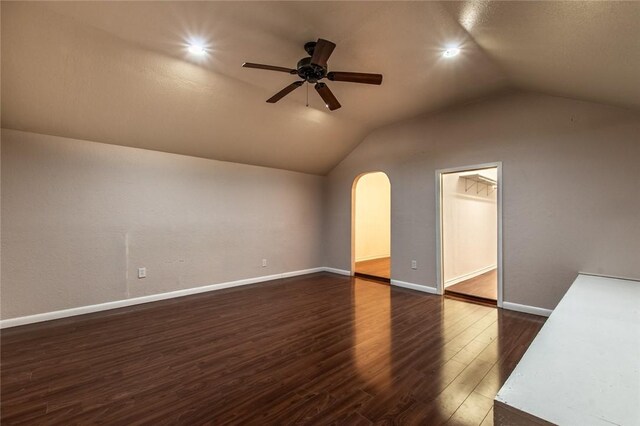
[1,272,545,424]
[445,270,497,302]
[480,407,494,426]
[447,391,494,425]
[355,257,391,280]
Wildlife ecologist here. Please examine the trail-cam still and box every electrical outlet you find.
[411,260,417,270]
[138,267,146,279]
[262,259,267,267]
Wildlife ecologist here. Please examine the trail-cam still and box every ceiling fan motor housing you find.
[296,57,327,83]
[242,38,382,111]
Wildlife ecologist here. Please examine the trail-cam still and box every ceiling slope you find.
[0,2,506,174]
[1,2,638,174]
[444,1,640,110]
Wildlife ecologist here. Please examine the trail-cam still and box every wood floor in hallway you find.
[446,270,498,303]
[355,256,391,280]
[1,272,545,425]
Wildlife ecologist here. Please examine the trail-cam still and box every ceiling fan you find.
[242,38,383,111]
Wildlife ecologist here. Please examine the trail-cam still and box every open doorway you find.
[436,163,502,306]
[352,172,391,282]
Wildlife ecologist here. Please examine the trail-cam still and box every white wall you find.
[324,92,640,310]
[0,129,325,319]
[354,172,391,262]
[442,169,497,286]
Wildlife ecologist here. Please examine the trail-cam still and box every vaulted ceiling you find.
[2,2,639,174]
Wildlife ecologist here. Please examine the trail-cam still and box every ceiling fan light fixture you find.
[188,44,207,55]
[242,38,382,111]
[442,47,461,58]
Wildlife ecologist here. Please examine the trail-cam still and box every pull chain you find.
[306,82,309,107]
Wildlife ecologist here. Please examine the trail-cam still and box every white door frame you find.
[435,162,503,307]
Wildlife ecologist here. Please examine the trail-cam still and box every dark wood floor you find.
[446,270,497,303]
[355,256,391,280]
[1,272,544,425]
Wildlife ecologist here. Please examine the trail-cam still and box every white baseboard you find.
[0,267,554,328]
[0,267,327,329]
[502,302,553,317]
[280,268,326,279]
[355,254,390,262]
[444,265,496,288]
[323,267,352,276]
[391,279,438,295]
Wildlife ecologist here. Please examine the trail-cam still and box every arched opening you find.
[351,171,391,282]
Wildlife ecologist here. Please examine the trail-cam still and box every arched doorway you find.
[351,172,391,282]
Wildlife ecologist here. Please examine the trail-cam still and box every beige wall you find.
[443,169,497,286]
[354,172,391,262]
[324,92,640,310]
[0,129,325,319]
[2,91,639,319]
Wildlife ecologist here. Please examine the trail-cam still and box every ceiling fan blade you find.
[242,62,297,74]
[310,39,336,68]
[327,71,383,85]
[266,81,304,103]
[315,83,341,111]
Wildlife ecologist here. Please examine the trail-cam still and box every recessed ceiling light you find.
[188,44,207,55]
[442,47,461,58]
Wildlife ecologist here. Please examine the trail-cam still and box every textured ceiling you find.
[1,2,638,174]
[443,1,640,110]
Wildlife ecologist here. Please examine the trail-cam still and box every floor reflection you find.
[0,272,546,424]
[497,309,546,383]
[348,279,545,424]
[352,277,392,392]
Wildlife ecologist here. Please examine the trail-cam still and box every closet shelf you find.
[460,174,497,194]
